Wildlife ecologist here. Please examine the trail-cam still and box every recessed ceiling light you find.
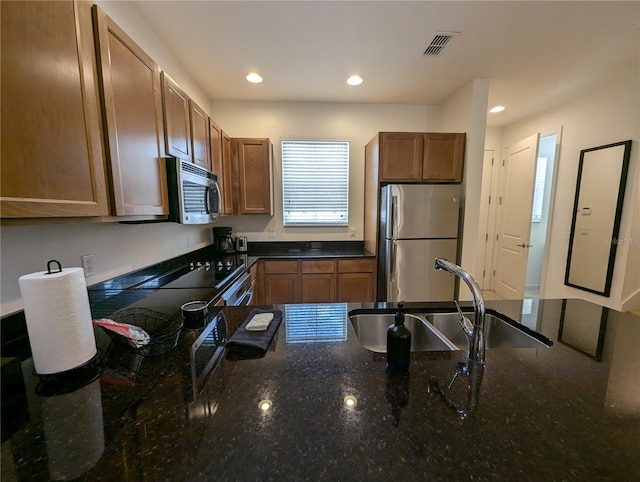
[347,75,363,86]
[246,72,263,84]
[489,105,506,113]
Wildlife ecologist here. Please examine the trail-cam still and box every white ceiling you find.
[131,1,639,127]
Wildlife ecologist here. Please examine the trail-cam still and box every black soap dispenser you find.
[386,302,411,371]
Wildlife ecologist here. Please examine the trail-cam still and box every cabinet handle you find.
[516,243,532,248]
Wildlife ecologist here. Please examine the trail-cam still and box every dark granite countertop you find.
[247,241,374,258]
[2,297,639,480]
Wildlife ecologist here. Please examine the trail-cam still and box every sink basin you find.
[349,313,457,353]
[349,310,553,353]
[419,312,553,349]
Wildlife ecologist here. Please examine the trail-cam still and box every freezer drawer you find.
[386,239,457,302]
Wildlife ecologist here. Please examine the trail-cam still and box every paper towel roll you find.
[19,266,97,375]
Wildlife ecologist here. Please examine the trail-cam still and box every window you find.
[281,140,349,226]
[531,156,547,222]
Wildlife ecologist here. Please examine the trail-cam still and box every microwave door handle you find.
[213,180,222,222]
[204,185,210,215]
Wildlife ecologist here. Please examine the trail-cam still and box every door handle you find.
[516,243,532,248]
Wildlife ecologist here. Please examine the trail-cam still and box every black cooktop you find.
[136,253,248,289]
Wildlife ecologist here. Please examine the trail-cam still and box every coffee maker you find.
[212,226,235,254]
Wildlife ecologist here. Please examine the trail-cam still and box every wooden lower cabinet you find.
[264,274,299,304]
[260,258,375,304]
[262,260,298,304]
[337,259,375,302]
[301,260,337,303]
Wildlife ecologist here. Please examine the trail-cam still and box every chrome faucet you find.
[431,258,487,418]
[434,258,486,370]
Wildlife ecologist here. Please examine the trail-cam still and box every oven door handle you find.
[238,289,253,306]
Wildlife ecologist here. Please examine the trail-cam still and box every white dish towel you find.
[245,312,275,331]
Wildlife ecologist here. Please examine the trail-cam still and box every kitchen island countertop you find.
[2,298,639,481]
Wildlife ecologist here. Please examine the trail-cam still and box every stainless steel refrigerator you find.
[377,184,460,302]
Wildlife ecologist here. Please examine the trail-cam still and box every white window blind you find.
[282,140,349,226]
[531,157,548,222]
[285,304,348,343]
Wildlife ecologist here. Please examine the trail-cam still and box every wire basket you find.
[106,308,183,357]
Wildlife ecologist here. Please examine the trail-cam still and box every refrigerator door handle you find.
[390,239,397,279]
[391,195,398,239]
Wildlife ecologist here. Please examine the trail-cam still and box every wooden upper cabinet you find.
[220,131,234,215]
[210,119,222,179]
[377,132,465,182]
[189,99,211,170]
[232,138,274,215]
[422,133,465,182]
[1,0,109,218]
[92,6,168,217]
[161,72,191,161]
[380,133,423,180]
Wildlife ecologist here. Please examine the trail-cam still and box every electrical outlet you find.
[349,227,356,238]
[81,254,95,277]
[269,228,276,238]
[187,234,193,247]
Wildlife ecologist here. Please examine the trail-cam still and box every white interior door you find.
[494,133,539,299]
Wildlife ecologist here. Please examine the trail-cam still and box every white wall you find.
[209,101,440,241]
[440,79,490,289]
[501,66,639,310]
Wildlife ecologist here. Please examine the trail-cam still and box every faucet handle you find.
[454,300,474,338]
[447,361,468,390]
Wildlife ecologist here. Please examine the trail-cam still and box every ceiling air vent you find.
[423,32,459,56]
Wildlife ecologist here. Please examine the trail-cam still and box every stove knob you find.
[190,262,195,270]
[205,261,211,270]
[216,261,223,270]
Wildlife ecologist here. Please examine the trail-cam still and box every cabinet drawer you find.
[263,260,298,274]
[301,260,335,274]
[338,259,375,273]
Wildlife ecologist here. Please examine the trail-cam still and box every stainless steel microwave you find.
[166,158,221,224]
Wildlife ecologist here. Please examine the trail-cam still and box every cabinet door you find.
[220,131,234,215]
[233,138,274,215]
[210,119,222,180]
[301,274,336,303]
[379,133,423,181]
[264,274,299,304]
[161,73,191,160]
[93,6,168,216]
[337,258,375,302]
[301,260,336,303]
[422,133,465,182]
[337,273,375,302]
[1,0,109,218]
[189,99,211,170]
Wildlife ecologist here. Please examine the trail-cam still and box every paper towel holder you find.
[45,260,63,275]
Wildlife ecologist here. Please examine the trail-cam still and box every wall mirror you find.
[564,140,632,296]
[558,299,608,361]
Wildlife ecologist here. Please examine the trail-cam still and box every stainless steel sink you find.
[419,312,553,349]
[349,313,458,353]
[349,310,553,353]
